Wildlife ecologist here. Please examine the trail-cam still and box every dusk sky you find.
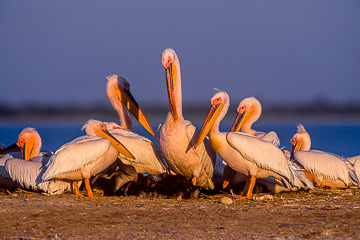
[1,1,360,109]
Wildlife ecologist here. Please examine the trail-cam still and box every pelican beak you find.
[194,102,224,149]
[165,62,178,120]
[290,140,302,160]
[0,143,21,158]
[97,129,135,160]
[230,112,245,132]
[230,107,254,132]
[113,87,155,136]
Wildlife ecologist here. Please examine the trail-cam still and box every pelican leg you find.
[84,178,107,198]
[73,181,85,197]
[245,175,256,199]
[235,176,256,199]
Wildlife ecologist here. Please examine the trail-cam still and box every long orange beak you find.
[20,139,36,160]
[97,129,135,160]
[194,102,224,149]
[230,112,245,132]
[230,107,254,132]
[165,62,178,120]
[290,139,303,160]
[113,87,155,136]
[0,143,21,158]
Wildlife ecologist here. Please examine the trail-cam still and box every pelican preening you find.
[42,120,134,198]
[0,128,76,194]
[157,48,216,189]
[290,124,359,188]
[195,91,313,199]
[106,75,168,175]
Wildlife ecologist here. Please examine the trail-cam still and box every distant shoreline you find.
[1,110,359,126]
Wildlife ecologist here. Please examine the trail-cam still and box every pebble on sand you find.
[220,197,233,205]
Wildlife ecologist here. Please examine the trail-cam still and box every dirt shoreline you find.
[1,188,360,239]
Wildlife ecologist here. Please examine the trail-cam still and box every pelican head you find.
[106,74,155,136]
[83,119,135,160]
[104,122,121,130]
[195,91,229,149]
[290,124,311,159]
[0,128,42,160]
[16,128,42,160]
[230,97,261,132]
[162,48,181,120]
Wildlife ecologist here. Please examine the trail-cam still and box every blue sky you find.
[1,1,360,109]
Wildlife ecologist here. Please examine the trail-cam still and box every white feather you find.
[109,128,167,175]
[293,150,359,186]
[226,132,312,189]
[42,136,111,181]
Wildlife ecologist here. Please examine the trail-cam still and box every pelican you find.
[223,97,280,191]
[106,75,168,175]
[157,48,216,189]
[0,128,76,194]
[194,90,313,199]
[42,120,134,198]
[290,124,359,188]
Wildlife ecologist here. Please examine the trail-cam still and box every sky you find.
[1,1,360,110]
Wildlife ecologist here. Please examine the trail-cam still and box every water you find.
[0,119,359,158]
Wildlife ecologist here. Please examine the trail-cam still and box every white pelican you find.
[42,120,134,198]
[194,90,313,199]
[223,97,280,191]
[290,124,359,188]
[0,128,76,194]
[106,74,154,135]
[157,48,216,189]
[106,75,168,175]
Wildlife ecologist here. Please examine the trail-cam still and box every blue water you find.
[0,119,359,158]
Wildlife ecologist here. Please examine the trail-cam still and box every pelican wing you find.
[347,155,360,185]
[227,132,313,189]
[227,132,290,177]
[42,136,111,181]
[110,128,167,174]
[186,123,216,168]
[347,155,360,165]
[293,150,359,186]
[6,158,76,194]
[0,154,15,178]
[261,131,280,147]
[185,122,215,189]
[157,123,164,145]
[6,158,44,190]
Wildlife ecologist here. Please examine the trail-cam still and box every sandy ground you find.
[1,187,360,239]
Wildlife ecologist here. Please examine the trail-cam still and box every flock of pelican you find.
[0,48,359,199]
